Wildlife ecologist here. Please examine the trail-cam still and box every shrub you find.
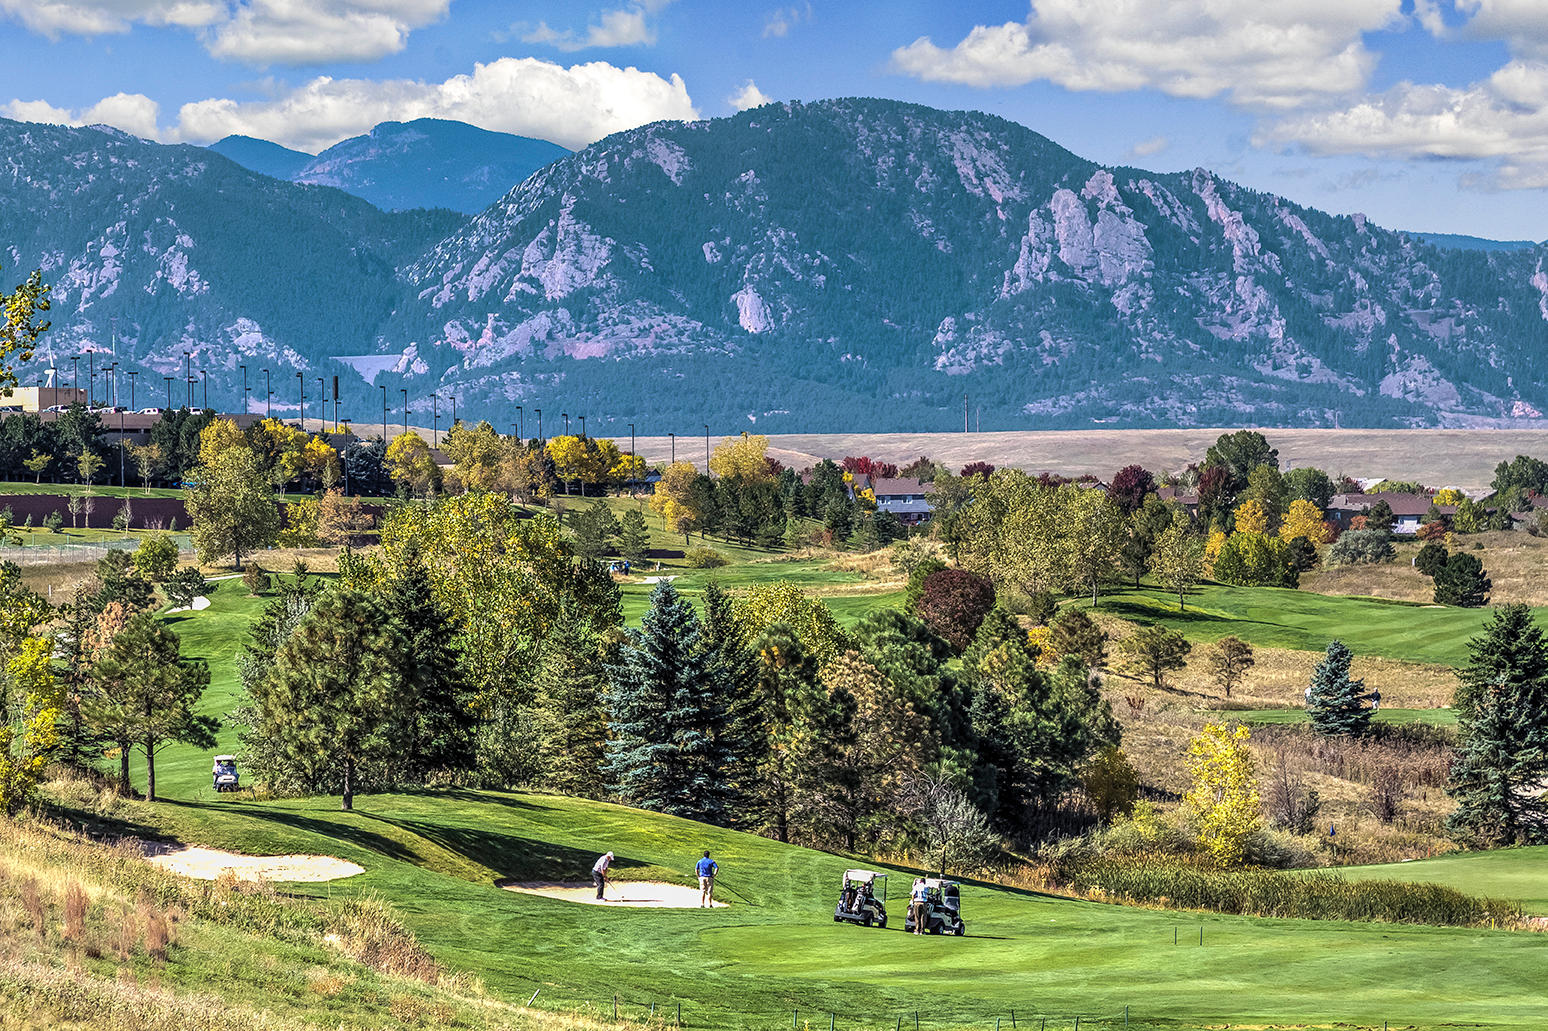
[683,546,729,568]
[1414,541,1448,577]
[43,511,63,533]
[111,512,128,531]
[915,568,996,650]
[1080,746,1139,822]
[1025,590,1057,626]
[133,532,179,582]
[1051,858,1520,927]
[903,557,948,612]
[1327,528,1396,565]
[243,563,271,596]
[1433,551,1490,607]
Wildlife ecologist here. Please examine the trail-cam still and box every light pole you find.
[704,424,710,472]
[515,405,523,439]
[401,389,407,438]
[578,414,586,438]
[201,369,208,411]
[296,372,304,426]
[240,365,247,411]
[380,384,387,440]
[432,393,439,448]
[535,408,542,441]
[669,432,675,465]
[629,423,636,485]
[562,412,569,436]
[71,355,79,400]
[88,351,95,407]
[316,377,325,430]
[126,370,136,412]
[163,376,172,412]
[182,351,191,408]
[450,394,456,428]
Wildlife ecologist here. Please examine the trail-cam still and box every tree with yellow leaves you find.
[1233,498,1270,535]
[546,434,608,494]
[1203,528,1228,575]
[710,433,774,483]
[302,435,341,488]
[386,432,440,495]
[197,417,248,467]
[1434,487,1465,506]
[1278,499,1331,544]
[0,637,62,814]
[443,420,506,491]
[650,460,701,544]
[1184,722,1262,866]
[245,417,309,488]
[734,580,845,663]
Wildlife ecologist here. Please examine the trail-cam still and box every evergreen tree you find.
[533,613,609,798]
[85,613,215,800]
[618,507,650,564]
[700,582,758,819]
[743,623,821,841]
[1447,606,1548,844]
[250,589,410,809]
[1433,552,1491,608]
[1305,640,1373,736]
[606,582,731,821]
[385,546,472,781]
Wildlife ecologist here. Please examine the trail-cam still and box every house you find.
[869,477,935,524]
[1326,492,1455,535]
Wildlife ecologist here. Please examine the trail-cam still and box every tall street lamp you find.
[562,412,569,436]
[432,393,439,448]
[380,384,388,440]
[578,414,586,438]
[535,408,542,441]
[704,424,710,472]
[296,372,304,426]
[71,355,80,400]
[515,405,523,439]
[316,377,325,430]
[628,423,636,485]
[201,369,208,411]
[262,368,271,418]
[182,351,192,408]
[163,376,172,411]
[239,365,247,411]
[668,432,675,465]
[126,370,136,412]
[401,389,408,437]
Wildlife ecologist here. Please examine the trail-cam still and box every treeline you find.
[224,490,1118,857]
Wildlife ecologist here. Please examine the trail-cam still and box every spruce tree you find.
[386,546,472,781]
[1446,605,1548,844]
[700,582,757,821]
[533,613,609,798]
[1433,552,1491,608]
[606,582,730,821]
[618,507,650,564]
[1306,640,1373,736]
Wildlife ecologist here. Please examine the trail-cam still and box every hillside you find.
[8,100,1548,429]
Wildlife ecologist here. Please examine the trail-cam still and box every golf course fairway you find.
[74,785,1548,1031]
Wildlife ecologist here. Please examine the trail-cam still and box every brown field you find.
[612,428,1548,490]
[1302,530,1548,605]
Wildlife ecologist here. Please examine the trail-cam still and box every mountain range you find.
[208,119,568,215]
[3,100,1548,433]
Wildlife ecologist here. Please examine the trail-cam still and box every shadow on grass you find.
[168,799,427,866]
[1096,598,1288,632]
[361,812,637,883]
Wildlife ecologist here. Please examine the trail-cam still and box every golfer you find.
[909,878,928,935]
[592,851,613,900]
[696,851,718,907]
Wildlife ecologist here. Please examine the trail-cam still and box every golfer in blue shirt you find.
[696,851,718,907]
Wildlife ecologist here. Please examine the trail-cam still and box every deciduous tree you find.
[1149,516,1205,609]
[1120,625,1191,690]
[1184,722,1261,867]
[1207,636,1255,699]
[185,443,281,569]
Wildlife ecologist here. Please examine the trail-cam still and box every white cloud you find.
[1128,135,1168,158]
[1451,0,1548,58]
[0,0,447,64]
[517,0,670,52]
[5,57,700,152]
[0,0,222,36]
[728,80,772,111]
[762,3,810,38]
[1263,60,1548,188]
[3,91,162,139]
[890,0,1403,109]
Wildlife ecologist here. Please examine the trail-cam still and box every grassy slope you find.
[1232,707,1458,727]
[1091,584,1514,667]
[1333,848,1548,913]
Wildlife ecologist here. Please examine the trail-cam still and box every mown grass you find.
[1228,707,1458,727]
[1330,847,1548,914]
[1091,584,1520,667]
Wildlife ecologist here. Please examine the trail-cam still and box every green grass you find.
[1229,707,1458,727]
[1091,584,1519,666]
[1332,848,1548,915]
[0,479,186,498]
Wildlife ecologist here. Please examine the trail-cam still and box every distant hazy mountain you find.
[1409,232,1542,253]
[209,119,569,214]
[207,135,311,182]
[6,102,1548,431]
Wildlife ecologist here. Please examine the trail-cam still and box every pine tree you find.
[386,546,472,781]
[1305,640,1373,736]
[533,614,609,798]
[1433,552,1491,608]
[251,589,409,809]
[85,613,215,800]
[618,507,650,564]
[1446,605,1548,844]
[606,582,730,821]
[700,582,757,821]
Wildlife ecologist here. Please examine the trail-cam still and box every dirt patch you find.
[500,880,726,908]
[138,841,364,882]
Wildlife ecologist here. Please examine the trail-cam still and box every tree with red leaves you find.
[915,568,997,651]
[1197,465,1234,528]
[841,456,899,479]
[1109,465,1156,515]
[960,462,995,480]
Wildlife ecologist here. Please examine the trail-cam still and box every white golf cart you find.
[904,878,964,936]
[212,755,240,793]
[833,869,888,928]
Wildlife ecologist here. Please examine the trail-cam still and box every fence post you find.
[1200,924,1204,946]
[996,1020,1001,1031]
[1125,1005,1129,1025]
[1010,1010,1016,1029]
[527,989,541,1007]
[614,995,618,1021]
[677,1002,681,1027]
[794,1009,798,1029]
[830,1014,835,1031]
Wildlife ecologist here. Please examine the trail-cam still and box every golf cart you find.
[833,869,888,928]
[212,755,239,793]
[904,878,965,936]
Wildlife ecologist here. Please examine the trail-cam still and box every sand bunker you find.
[501,881,726,908]
[167,596,211,613]
[139,841,364,882]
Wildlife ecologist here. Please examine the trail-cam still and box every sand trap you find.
[500,880,726,908]
[639,575,678,584]
[168,596,211,613]
[139,841,364,882]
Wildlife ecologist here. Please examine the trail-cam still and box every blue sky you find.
[3,0,1548,238]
